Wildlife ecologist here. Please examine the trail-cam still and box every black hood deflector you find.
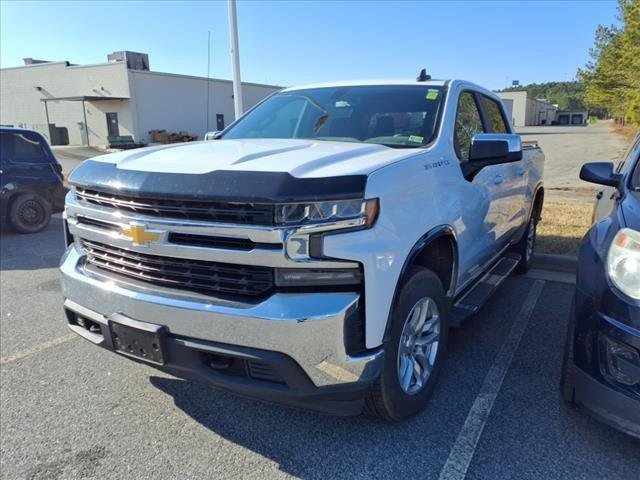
[69,160,367,203]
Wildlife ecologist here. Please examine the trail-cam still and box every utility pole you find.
[206,30,211,132]
[228,0,243,119]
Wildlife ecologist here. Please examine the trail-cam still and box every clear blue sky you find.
[0,0,619,90]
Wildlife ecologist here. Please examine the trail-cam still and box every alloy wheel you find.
[397,297,441,395]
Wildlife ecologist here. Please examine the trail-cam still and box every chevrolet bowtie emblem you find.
[121,224,162,246]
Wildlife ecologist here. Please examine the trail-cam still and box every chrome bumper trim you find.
[65,192,359,269]
[61,245,382,387]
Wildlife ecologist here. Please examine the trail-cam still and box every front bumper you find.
[60,245,383,414]
[574,366,640,439]
[572,286,640,438]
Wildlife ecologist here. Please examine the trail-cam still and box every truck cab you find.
[60,79,544,420]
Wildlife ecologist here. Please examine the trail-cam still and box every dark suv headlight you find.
[607,228,640,300]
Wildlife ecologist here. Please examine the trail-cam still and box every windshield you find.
[223,85,445,148]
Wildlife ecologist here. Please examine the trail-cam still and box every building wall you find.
[525,98,557,126]
[497,91,557,127]
[556,110,588,125]
[129,70,279,143]
[1,59,280,146]
[0,61,131,145]
[85,100,136,144]
[497,91,528,126]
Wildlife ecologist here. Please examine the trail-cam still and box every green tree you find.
[499,81,586,111]
[579,0,640,126]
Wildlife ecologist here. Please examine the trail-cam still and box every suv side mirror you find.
[579,162,622,188]
[462,133,523,179]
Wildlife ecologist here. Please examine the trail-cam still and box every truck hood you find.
[90,138,422,178]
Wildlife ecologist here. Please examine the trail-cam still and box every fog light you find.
[600,335,640,387]
[275,268,361,287]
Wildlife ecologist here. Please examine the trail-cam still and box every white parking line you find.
[0,333,77,366]
[438,280,545,480]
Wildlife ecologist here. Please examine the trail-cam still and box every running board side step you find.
[450,254,521,327]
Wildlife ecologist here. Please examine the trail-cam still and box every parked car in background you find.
[61,78,544,420]
[561,134,640,438]
[0,127,66,233]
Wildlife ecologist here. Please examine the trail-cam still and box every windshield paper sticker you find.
[408,135,424,143]
[426,89,439,100]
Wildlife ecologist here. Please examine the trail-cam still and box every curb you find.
[531,253,577,273]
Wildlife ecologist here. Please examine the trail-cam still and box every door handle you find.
[516,167,526,176]
[493,175,504,185]
[596,191,603,200]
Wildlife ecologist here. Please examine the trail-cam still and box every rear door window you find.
[454,92,485,160]
[0,131,49,164]
[482,96,509,133]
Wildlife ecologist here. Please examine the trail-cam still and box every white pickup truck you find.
[60,77,544,420]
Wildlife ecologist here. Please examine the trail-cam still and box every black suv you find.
[0,128,66,233]
[561,134,639,438]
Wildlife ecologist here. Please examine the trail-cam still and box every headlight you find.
[607,228,640,300]
[275,198,378,229]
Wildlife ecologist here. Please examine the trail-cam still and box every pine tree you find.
[579,0,640,127]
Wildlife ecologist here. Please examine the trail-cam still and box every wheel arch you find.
[383,225,458,341]
[532,185,544,223]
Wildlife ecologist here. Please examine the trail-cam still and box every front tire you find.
[560,298,578,403]
[8,193,52,234]
[365,268,449,421]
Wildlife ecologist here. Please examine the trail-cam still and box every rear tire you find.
[513,213,537,274]
[8,193,52,234]
[365,268,449,421]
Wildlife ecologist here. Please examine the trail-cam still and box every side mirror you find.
[579,162,622,188]
[204,131,222,141]
[462,133,523,180]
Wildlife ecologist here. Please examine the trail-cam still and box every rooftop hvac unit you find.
[107,51,150,71]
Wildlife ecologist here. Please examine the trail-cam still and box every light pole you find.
[228,0,244,120]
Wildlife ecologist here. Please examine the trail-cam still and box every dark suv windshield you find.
[223,85,445,148]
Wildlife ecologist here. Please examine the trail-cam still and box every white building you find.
[0,51,280,146]
[496,91,558,127]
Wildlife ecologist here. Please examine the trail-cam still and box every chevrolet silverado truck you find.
[60,78,544,420]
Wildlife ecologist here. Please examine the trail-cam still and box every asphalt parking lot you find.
[1,220,639,480]
[517,122,628,204]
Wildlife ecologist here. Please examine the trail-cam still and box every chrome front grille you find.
[75,187,276,225]
[80,239,274,298]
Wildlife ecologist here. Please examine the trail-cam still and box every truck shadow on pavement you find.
[0,218,64,271]
[148,374,459,479]
[148,278,640,479]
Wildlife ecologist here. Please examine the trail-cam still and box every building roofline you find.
[0,61,70,71]
[1,60,281,89]
[127,68,282,89]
